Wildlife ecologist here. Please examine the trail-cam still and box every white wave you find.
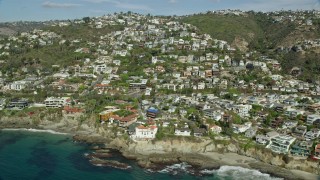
[92,163,104,167]
[158,162,192,174]
[200,169,217,174]
[216,166,283,180]
[2,128,68,135]
[145,169,154,173]
[158,168,170,173]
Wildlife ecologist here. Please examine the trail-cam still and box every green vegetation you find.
[252,12,297,49]
[114,109,133,117]
[181,12,320,80]
[280,51,320,82]
[182,13,264,44]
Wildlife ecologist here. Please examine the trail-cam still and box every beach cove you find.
[0,129,286,180]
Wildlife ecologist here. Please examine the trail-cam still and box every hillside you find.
[181,12,320,51]
[0,21,49,37]
[181,12,320,79]
[181,13,264,51]
[2,11,320,80]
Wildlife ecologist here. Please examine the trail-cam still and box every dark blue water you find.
[0,130,282,180]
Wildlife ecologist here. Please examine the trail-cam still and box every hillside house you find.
[290,140,312,157]
[129,79,148,90]
[245,127,257,138]
[209,125,222,134]
[232,122,252,134]
[7,98,29,110]
[267,135,296,154]
[193,128,207,137]
[146,107,159,119]
[175,128,191,136]
[305,128,320,141]
[203,108,223,121]
[233,104,252,118]
[9,80,29,91]
[292,125,307,139]
[271,117,284,129]
[256,131,279,145]
[131,125,158,140]
[110,113,138,127]
[99,106,120,121]
[307,114,320,125]
[44,97,71,108]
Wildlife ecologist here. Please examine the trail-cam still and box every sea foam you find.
[2,128,68,135]
[158,162,194,175]
[214,166,283,180]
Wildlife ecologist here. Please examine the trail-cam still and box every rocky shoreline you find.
[0,116,319,180]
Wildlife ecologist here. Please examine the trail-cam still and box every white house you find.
[210,125,222,134]
[133,125,158,140]
[52,72,70,79]
[113,60,121,66]
[151,56,158,64]
[307,114,320,125]
[175,128,191,136]
[203,109,223,121]
[270,74,283,81]
[9,80,28,91]
[44,97,71,108]
[233,104,252,118]
[267,135,296,154]
[305,129,320,141]
[232,122,252,134]
[94,64,112,74]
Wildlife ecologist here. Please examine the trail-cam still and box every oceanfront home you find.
[292,125,307,139]
[267,135,296,154]
[131,125,158,140]
[232,122,252,134]
[7,98,29,110]
[44,97,71,108]
[209,125,222,134]
[305,128,320,141]
[174,128,191,136]
[255,131,279,145]
[306,114,320,125]
[193,128,206,137]
[245,127,257,138]
[290,140,312,157]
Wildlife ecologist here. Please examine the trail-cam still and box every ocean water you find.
[0,129,282,180]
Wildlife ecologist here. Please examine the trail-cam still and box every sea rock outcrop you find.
[108,136,320,178]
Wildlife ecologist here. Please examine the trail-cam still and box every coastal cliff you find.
[0,114,318,179]
[108,137,319,180]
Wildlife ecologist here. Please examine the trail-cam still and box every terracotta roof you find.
[136,125,157,130]
[137,125,149,129]
[210,125,221,129]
